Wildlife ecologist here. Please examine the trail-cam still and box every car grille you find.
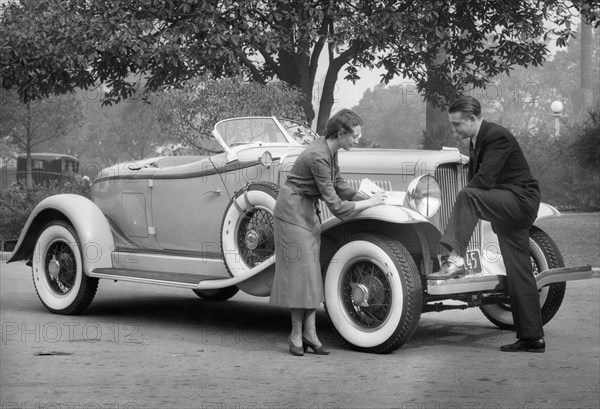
[317,165,480,251]
[435,163,481,251]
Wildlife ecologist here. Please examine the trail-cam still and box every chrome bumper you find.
[427,265,599,296]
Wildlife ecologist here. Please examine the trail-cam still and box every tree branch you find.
[309,17,331,85]
[237,51,267,83]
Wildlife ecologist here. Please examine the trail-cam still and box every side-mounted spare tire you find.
[220,182,279,278]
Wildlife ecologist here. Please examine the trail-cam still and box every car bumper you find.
[427,265,599,296]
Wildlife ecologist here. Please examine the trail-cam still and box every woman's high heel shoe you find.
[288,336,304,356]
[302,337,330,355]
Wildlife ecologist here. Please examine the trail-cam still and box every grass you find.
[535,212,600,268]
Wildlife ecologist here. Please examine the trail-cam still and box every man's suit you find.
[440,120,544,339]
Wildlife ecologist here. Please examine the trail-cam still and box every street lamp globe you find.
[551,100,563,115]
[550,100,563,138]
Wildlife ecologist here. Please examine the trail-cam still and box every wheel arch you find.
[322,218,441,276]
[8,194,114,274]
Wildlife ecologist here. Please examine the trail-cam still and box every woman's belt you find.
[285,181,322,223]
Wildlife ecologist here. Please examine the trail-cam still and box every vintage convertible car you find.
[8,116,598,353]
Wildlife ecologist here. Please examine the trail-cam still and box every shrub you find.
[0,181,90,240]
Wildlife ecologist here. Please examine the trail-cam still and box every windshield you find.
[280,119,319,145]
[215,117,289,147]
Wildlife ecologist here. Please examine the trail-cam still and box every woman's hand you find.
[368,191,386,207]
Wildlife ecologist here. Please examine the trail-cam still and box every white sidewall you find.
[32,225,83,311]
[324,240,405,348]
[221,189,277,277]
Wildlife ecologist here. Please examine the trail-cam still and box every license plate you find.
[438,249,482,275]
[465,249,482,274]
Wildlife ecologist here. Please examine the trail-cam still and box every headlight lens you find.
[259,151,273,168]
[407,174,441,218]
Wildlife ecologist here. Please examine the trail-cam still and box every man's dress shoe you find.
[500,338,545,353]
[428,260,466,280]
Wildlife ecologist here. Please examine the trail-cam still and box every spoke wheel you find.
[341,261,392,329]
[480,226,566,329]
[32,221,98,314]
[221,182,279,277]
[237,206,274,267]
[323,232,422,353]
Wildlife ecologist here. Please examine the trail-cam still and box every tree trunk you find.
[277,50,315,125]
[571,22,594,125]
[25,102,33,189]
[423,50,453,149]
[579,21,593,114]
[315,59,344,134]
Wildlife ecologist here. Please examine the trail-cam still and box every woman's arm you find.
[353,191,385,211]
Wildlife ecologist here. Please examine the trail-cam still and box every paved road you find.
[1,260,598,409]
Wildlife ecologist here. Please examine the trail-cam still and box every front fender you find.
[535,202,561,221]
[321,204,430,231]
[8,194,114,275]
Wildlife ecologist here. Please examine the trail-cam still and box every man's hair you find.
[324,109,363,139]
[448,96,482,119]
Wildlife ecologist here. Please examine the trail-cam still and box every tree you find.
[353,84,425,149]
[0,90,82,187]
[2,0,598,135]
[572,19,596,123]
[156,76,305,154]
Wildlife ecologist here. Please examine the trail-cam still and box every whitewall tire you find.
[323,232,422,353]
[32,221,98,314]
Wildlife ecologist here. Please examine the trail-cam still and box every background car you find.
[8,116,598,353]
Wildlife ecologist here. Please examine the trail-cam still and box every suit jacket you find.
[275,136,358,230]
[469,120,541,217]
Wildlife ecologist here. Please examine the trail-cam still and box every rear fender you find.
[8,194,114,274]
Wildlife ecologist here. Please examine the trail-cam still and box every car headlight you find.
[259,151,273,168]
[407,174,441,218]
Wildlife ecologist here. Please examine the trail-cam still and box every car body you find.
[8,116,598,353]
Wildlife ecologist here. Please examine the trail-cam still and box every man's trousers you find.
[440,187,544,339]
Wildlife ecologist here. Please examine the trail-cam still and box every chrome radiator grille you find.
[435,163,481,251]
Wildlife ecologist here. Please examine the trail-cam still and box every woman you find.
[269,109,385,356]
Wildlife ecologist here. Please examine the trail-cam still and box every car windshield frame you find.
[212,117,316,160]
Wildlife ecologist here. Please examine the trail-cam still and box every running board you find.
[89,255,276,290]
[89,268,220,289]
[427,265,598,296]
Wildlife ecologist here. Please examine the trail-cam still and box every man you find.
[429,96,545,353]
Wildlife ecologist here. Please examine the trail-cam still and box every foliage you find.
[517,108,600,211]
[353,84,425,149]
[0,89,83,187]
[2,0,598,133]
[569,107,600,170]
[0,90,82,152]
[156,77,305,154]
[68,96,169,168]
[0,180,90,240]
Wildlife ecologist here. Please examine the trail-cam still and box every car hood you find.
[339,148,467,176]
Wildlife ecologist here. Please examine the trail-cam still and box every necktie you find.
[468,139,475,180]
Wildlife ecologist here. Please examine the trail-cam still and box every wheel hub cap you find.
[48,257,60,280]
[245,230,260,250]
[350,283,370,307]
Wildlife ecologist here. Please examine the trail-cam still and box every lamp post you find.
[550,100,563,138]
